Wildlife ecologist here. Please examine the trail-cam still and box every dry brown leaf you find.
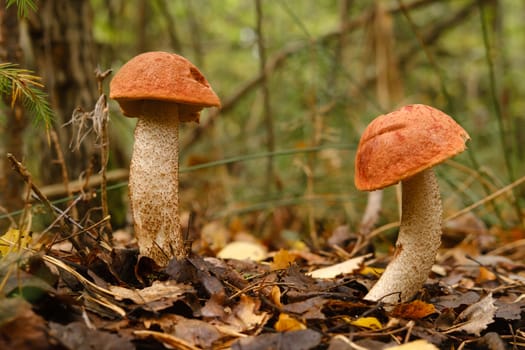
[0,298,52,350]
[445,293,497,336]
[50,321,134,350]
[391,300,437,320]
[232,329,321,350]
[221,294,269,333]
[109,280,193,305]
[282,296,326,320]
[435,291,480,309]
[134,330,200,350]
[171,316,222,348]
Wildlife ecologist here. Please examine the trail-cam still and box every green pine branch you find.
[5,0,37,18]
[0,62,53,126]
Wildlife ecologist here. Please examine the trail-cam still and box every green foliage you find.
[5,0,37,18]
[0,63,53,127]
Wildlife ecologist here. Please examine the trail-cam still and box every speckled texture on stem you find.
[129,106,182,265]
[364,168,442,303]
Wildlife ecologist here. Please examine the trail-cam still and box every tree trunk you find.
[26,0,98,183]
[0,3,27,230]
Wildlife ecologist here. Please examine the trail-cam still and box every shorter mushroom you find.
[355,104,470,303]
[110,52,220,265]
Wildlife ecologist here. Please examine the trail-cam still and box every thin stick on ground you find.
[49,128,80,231]
[7,153,84,254]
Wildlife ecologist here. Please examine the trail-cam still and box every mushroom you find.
[110,52,221,265]
[355,104,469,303]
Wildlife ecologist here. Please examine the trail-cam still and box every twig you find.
[7,153,85,254]
[49,128,80,232]
[39,168,129,199]
[7,153,54,218]
[95,68,113,235]
[445,174,525,222]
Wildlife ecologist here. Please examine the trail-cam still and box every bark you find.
[0,3,27,229]
[26,0,98,183]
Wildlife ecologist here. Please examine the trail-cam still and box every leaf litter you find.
[1,212,525,349]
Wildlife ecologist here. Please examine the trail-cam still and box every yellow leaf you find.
[0,228,31,256]
[271,249,296,271]
[274,313,306,332]
[359,266,384,277]
[270,285,282,308]
[350,316,382,330]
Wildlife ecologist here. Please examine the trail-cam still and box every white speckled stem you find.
[364,168,442,303]
[129,107,183,265]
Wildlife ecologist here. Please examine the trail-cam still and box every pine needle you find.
[0,62,53,127]
[5,0,37,18]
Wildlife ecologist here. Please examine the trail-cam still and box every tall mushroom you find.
[355,104,469,303]
[110,52,221,266]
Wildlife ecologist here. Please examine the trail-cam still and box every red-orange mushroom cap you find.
[110,51,221,122]
[355,104,470,191]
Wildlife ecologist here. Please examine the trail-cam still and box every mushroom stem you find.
[129,104,183,265]
[364,168,442,303]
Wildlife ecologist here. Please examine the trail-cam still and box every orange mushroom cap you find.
[110,51,221,122]
[355,104,470,191]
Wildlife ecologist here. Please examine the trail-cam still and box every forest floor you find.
[0,211,524,350]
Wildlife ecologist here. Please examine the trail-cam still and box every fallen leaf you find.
[476,266,497,283]
[359,266,384,277]
[445,293,497,336]
[283,296,326,320]
[232,329,321,350]
[434,291,480,309]
[0,298,51,350]
[350,316,382,330]
[307,255,370,279]
[274,313,306,332]
[495,299,524,320]
[217,241,267,261]
[50,321,134,350]
[109,280,193,311]
[0,228,31,256]
[391,300,437,319]
[386,339,439,349]
[271,249,296,270]
[158,314,222,349]
[134,329,200,350]
[270,285,282,307]
[221,294,269,333]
